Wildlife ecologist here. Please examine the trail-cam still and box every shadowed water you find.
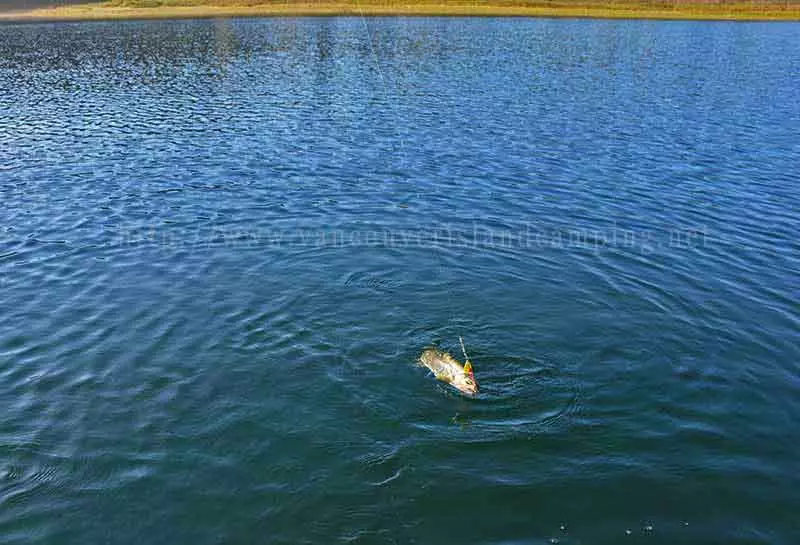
[1,17,799,545]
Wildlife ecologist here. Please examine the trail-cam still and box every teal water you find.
[1,17,799,544]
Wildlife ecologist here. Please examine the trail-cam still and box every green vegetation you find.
[3,0,799,21]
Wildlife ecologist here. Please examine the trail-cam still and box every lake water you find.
[1,16,799,545]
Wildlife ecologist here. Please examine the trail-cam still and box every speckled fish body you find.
[419,347,478,395]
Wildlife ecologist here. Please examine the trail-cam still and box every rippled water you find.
[1,17,799,544]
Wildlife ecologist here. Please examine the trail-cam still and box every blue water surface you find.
[1,16,799,545]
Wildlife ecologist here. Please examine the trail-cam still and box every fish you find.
[419,337,479,396]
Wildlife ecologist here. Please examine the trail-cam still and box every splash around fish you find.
[418,337,479,396]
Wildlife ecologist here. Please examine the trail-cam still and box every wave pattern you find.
[1,17,799,545]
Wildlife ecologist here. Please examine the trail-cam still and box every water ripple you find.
[1,16,799,545]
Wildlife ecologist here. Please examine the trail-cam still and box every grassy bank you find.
[1,0,799,22]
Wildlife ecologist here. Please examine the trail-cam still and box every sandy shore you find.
[1,1,799,22]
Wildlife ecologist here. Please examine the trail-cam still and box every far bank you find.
[2,0,800,22]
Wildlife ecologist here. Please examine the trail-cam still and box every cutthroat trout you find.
[419,337,478,396]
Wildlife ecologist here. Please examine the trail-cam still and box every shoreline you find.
[2,1,800,23]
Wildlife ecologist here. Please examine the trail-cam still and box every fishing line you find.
[354,4,387,91]
[353,4,407,170]
[459,335,470,363]
[433,231,463,341]
[352,12,463,344]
